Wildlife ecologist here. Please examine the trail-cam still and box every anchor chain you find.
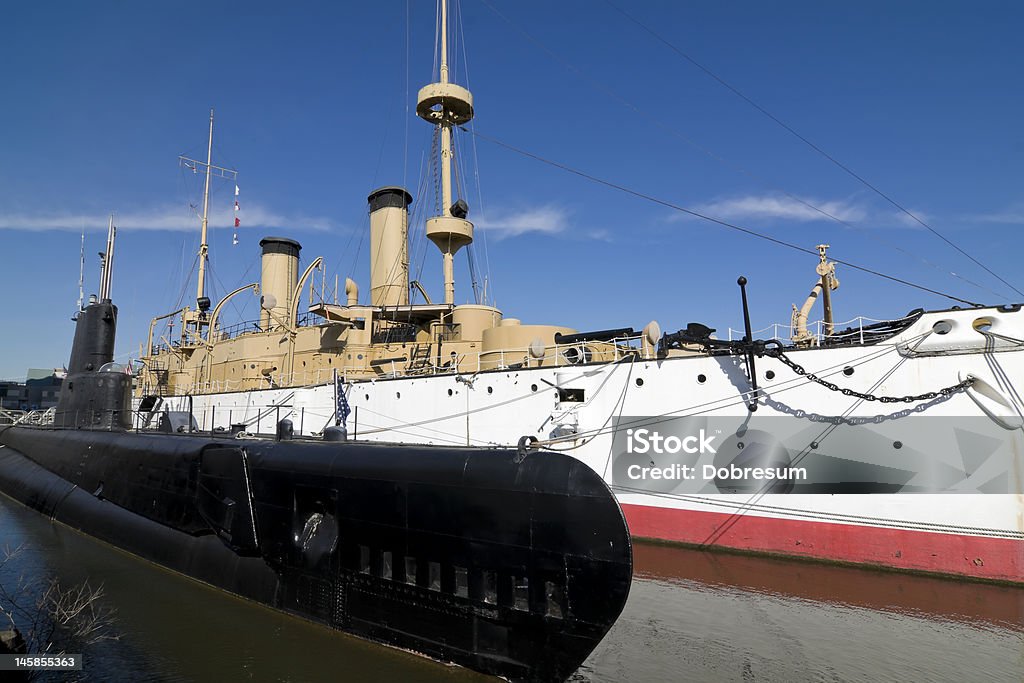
[766,347,975,403]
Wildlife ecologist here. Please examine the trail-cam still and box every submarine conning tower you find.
[368,186,413,308]
[54,299,132,430]
[259,237,301,330]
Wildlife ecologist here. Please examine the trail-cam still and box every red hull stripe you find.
[622,503,1024,583]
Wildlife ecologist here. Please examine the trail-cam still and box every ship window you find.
[405,557,417,584]
[358,545,370,574]
[545,581,564,618]
[514,575,529,611]
[428,561,441,591]
[382,551,393,580]
[557,388,584,402]
[455,566,468,598]
[483,570,497,604]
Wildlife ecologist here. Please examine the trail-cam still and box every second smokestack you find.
[368,186,413,309]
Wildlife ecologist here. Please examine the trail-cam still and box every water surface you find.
[1,495,1021,682]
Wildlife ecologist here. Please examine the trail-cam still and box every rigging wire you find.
[403,0,411,203]
[411,150,435,301]
[451,129,483,302]
[475,0,1009,302]
[461,126,981,307]
[603,0,1024,299]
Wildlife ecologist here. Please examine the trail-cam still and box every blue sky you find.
[2,0,1022,379]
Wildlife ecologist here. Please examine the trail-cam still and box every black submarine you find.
[0,292,632,680]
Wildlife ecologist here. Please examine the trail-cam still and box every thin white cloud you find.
[0,202,334,232]
[683,194,867,224]
[890,209,929,228]
[475,206,569,239]
[968,205,1024,225]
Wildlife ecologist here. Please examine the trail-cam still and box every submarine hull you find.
[0,426,632,682]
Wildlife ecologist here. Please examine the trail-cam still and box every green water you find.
[1,494,1022,682]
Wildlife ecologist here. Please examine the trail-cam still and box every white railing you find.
[726,316,896,346]
[0,407,55,426]
[0,408,25,425]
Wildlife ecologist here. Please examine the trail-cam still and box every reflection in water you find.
[1,494,1022,682]
[579,545,1024,683]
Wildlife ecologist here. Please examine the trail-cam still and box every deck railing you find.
[726,316,897,346]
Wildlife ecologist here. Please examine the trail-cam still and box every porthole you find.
[893,440,903,449]
[697,374,707,384]
[973,317,993,333]
[635,378,644,387]
[932,320,953,335]
[487,386,493,394]
[765,370,775,380]
[448,388,453,396]
[396,392,401,399]
[365,394,369,401]
[531,384,538,392]
[357,354,364,360]
[843,366,854,376]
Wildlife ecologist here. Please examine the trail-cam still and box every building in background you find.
[0,369,65,410]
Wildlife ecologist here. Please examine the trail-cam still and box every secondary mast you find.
[197,109,215,307]
[418,0,475,305]
[178,108,238,341]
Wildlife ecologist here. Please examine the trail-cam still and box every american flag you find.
[335,374,351,427]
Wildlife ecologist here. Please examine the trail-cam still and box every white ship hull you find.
[145,305,1024,583]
